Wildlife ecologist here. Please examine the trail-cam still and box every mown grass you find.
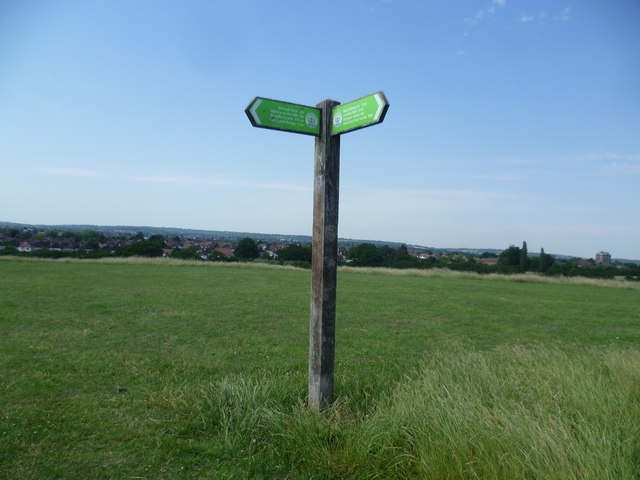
[1,257,639,479]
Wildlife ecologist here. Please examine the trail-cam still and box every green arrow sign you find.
[331,91,389,135]
[245,97,320,136]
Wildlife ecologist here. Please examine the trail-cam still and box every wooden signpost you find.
[245,92,389,410]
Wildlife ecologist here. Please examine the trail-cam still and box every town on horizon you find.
[1,221,638,266]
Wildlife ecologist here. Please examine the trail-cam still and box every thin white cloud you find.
[405,188,519,201]
[468,173,523,182]
[35,167,102,177]
[133,175,310,192]
[581,152,640,162]
[606,162,640,176]
[32,168,311,191]
[502,158,543,165]
[537,224,640,237]
[464,0,507,25]
[134,175,229,185]
[510,8,570,26]
[579,152,640,176]
[343,187,521,214]
[457,157,543,167]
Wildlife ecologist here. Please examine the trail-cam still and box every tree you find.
[498,245,521,266]
[345,243,383,267]
[520,241,530,270]
[389,244,419,269]
[234,237,260,259]
[79,230,102,249]
[208,249,232,262]
[0,245,19,256]
[117,235,165,257]
[276,244,312,262]
[538,248,555,273]
[170,245,201,260]
[379,245,395,262]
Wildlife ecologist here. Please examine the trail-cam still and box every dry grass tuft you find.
[0,255,306,271]
[2,255,637,289]
[339,265,640,290]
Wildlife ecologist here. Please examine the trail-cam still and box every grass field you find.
[1,257,639,479]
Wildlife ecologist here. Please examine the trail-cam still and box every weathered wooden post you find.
[308,99,340,410]
[245,92,388,411]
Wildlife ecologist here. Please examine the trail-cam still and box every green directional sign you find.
[244,91,389,411]
[331,91,389,135]
[245,97,320,136]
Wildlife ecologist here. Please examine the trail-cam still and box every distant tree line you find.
[343,241,640,281]
[2,227,638,280]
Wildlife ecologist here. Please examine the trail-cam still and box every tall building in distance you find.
[595,251,612,265]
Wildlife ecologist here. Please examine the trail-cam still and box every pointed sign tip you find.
[331,91,389,136]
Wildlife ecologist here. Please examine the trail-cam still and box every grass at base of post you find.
[163,346,640,479]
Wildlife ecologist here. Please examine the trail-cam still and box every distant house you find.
[475,257,498,266]
[17,242,37,252]
[595,251,612,265]
[214,247,234,257]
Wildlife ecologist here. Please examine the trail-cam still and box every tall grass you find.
[340,265,640,290]
[164,345,640,479]
[0,255,302,270]
[2,255,638,289]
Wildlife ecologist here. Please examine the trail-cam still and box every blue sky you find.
[1,0,639,259]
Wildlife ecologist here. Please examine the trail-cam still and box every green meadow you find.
[1,257,639,479]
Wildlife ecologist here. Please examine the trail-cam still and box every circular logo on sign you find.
[333,112,342,127]
[305,112,318,129]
